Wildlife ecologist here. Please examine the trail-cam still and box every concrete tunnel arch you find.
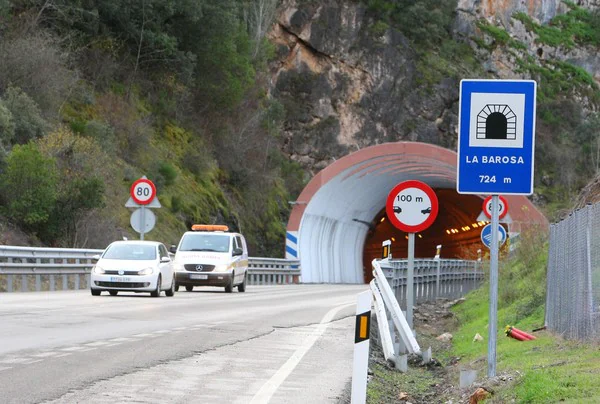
[285,142,548,284]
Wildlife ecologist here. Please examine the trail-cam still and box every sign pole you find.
[140,205,146,241]
[407,232,415,329]
[488,195,500,377]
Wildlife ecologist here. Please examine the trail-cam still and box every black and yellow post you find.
[381,239,391,260]
[354,311,371,343]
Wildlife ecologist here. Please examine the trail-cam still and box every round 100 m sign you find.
[385,180,439,233]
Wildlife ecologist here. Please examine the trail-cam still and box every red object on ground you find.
[512,326,537,340]
[506,327,528,341]
[505,325,536,341]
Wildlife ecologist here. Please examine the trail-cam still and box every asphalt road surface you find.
[0,284,368,404]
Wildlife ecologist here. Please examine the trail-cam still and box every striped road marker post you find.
[351,290,372,404]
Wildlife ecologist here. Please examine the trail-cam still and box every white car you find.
[90,240,176,297]
[171,225,249,293]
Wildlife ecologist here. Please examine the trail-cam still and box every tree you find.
[1,143,58,230]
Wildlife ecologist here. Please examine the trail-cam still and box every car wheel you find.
[151,276,162,297]
[185,285,194,292]
[224,272,234,293]
[175,284,180,292]
[237,273,247,293]
[91,289,101,296]
[109,291,118,296]
[165,277,175,297]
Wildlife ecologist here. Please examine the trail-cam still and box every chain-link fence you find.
[546,203,600,340]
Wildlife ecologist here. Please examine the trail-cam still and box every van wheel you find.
[91,289,101,296]
[185,285,194,292]
[109,291,118,296]
[238,273,247,293]
[224,274,234,293]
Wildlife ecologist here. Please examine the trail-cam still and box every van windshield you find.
[179,234,230,253]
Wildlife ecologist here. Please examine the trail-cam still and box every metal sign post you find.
[488,195,500,377]
[407,232,415,328]
[140,205,146,240]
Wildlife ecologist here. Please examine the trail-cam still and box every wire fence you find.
[545,202,600,340]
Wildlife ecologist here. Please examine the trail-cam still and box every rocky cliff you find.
[268,0,600,216]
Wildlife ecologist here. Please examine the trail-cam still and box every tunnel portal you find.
[286,142,548,284]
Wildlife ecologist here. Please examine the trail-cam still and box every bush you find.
[158,162,178,187]
[2,86,48,144]
[0,99,15,146]
[0,33,77,116]
[83,120,117,154]
[0,143,58,229]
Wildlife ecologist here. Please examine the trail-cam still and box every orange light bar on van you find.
[191,224,229,232]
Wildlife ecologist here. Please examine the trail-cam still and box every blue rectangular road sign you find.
[457,80,536,195]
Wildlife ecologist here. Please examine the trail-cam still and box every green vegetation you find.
[449,234,600,402]
[514,2,600,49]
[0,0,298,255]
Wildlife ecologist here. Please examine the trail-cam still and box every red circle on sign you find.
[483,195,508,220]
[130,178,156,205]
[386,180,439,233]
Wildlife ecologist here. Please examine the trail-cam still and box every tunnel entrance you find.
[361,189,500,283]
[286,142,548,284]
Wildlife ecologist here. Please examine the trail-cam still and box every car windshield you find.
[179,234,230,253]
[102,244,157,260]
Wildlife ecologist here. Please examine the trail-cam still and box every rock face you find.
[268,0,600,175]
[269,0,459,174]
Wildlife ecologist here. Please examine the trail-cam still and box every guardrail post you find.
[435,259,441,299]
[50,274,55,291]
[62,274,68,290]
[7,274,13,292]
[21,274,27,292]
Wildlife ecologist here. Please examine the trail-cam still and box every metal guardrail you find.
[379,258,484,305]
[0,246,301,292]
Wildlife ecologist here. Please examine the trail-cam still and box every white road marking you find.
[32,352,61,358]
[109,337,137,342]
[152,330,171,334]
[249,302,354,404]
[132,333,154,338]
[21,359,43,364]
[54,353,72,358]
[0,357,33,364]
[61,346,87,352]
[0,366,12,372]
[85,341,111,347]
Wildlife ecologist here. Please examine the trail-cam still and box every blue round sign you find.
[481,224,507,249]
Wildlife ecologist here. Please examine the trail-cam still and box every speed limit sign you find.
[483,195,508,220]
[130,178,156,205]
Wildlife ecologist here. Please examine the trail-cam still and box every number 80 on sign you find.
[130,178,157,205]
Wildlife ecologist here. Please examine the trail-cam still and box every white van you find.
[171,225,249,293]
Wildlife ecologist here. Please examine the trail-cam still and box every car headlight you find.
[138,267,154,275]
[213,264,232,272]
[93,266,106,274]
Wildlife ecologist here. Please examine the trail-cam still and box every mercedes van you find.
[171,225,249,293]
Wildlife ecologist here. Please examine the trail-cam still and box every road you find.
[0,284,367,404]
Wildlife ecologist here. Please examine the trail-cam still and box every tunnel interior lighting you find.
[446,230,451,234]
[391,237,396,242]
[380,217,385,223]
